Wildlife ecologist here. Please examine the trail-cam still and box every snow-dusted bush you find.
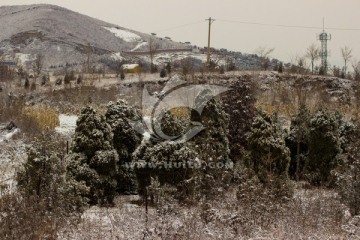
[0,134,88,239]
[105,100,142,194]
[69,106,119,205]
[189,89,232,200]
[334,122,360,216]
[222,78,257,162]
[133,140,198,200]
[245,111,293,197]
[247,110,291,186]
[285,104,311,180]
[191,88,230,164]
[286,107,355,185]
[155,110,190,139]
[133,88,232,201]
[18,135,88,213]
[306,108,341,185]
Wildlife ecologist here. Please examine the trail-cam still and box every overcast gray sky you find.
[2,0,360,67]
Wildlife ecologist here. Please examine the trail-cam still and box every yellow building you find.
[122,64,141,73]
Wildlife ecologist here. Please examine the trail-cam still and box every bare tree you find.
[255,46,274,70]
[180,57,194,81]
[296,55,307,74]
[85,43,94,74]
[33,53,44,78]
[30,53,44,88]
[341,46,352,75]
[305,44,320,75]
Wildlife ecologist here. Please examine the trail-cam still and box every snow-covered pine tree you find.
[335,134,360,216]
[68,106,118,205]
[285,104,310,180]
[190,88,232,200]
[105,100,142,194]
[247,110,291,192]
[133,109,197,199]
[222,78,256,163]
[5,134,89,239]
[306,108,341,185]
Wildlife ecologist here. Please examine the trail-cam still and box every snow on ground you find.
[139,52,211,66]
[131,41,148,51]
[55,114,78,135]
[0,123,20,143]
[15,53,31,65]
[103,27,142,42]
[0,125,26,192]
[110,52,124,61]
[0,128,20,143]
[191,54,208,62]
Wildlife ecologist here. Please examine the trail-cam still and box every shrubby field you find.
[1,69,360,239]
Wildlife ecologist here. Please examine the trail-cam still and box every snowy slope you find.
[0,4,186,67]
[103,27,142,42]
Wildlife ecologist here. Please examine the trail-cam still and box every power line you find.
[153,21,204,33]
[217,19,318,30]
[217,18,360,31]
[152,18,360,37]
[327,27,360,31]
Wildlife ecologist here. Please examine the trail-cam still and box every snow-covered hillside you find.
[0,4,186,67]
[103,27,142,42]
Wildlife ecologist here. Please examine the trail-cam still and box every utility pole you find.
[206,17,215,66]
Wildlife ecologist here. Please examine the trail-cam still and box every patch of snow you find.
[4,129,20,141]
[103,27,142,42]
[0,128,20,143]
[138,52,209,65]
[0,139,26,193]
[55,114,78,135]
[143,132,151,140]
[15,53,31,65]
[131,42,148,51]
[191,54,208,63]
[110,52,124,61]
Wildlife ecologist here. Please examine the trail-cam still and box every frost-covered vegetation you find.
[1,72,360,239]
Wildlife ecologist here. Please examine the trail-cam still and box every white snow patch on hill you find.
[15,53,31,65]
[110,52,124,61]
[103,27,142,42]
[131,42,148,51]
[55,114,78,135]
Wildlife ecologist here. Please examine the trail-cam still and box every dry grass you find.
[0,93,59,139]
[57,186,359,240]
[21,105,59,132]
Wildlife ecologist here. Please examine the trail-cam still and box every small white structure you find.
[122,64,141,73]
[192,47,200,53]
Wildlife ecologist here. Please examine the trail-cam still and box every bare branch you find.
[341,46,352,74]
[305,43,320,74]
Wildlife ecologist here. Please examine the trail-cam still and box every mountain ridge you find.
[0,4,186,68]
